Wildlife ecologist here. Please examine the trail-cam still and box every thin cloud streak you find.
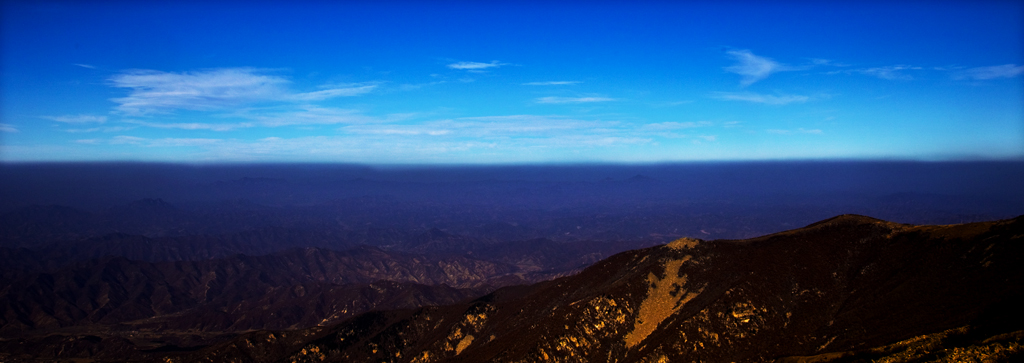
[110,135,147,144]
[253,106,382,127]
[522,81,580,86]
[126,120,252,131]
[44,115,107,123]
[106,135,223,147]
[827,65,922,80]
[766,128,823,134]
[641,121,713,130]
[344,115,616,137]
[64,126,135,133]
[289,84,378,101]
[447,61,504,70]
[121,106,385,132]
[857,65,921,80]
[713,92,809,105]
[536,96,615,104]
[955,64,1024,80]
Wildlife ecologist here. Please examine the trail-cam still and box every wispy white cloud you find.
[345,126,452,136]
[229,136,496,158]
[0,123,18,133]
[108,68,375,115]
[147,138,223,147]
[289,84,378,101]
[399,81,445,91]
[766,128,823,134]
[110,68,288,115]
[724,49,792,86]
[252,106,382,127]
[447,61,505,70]
[563,135,651,146]
[339,115,725,148]
[106,135,223,147]
[809,59,834,66]
[806,58,853,68]
[43,115,107,123]
[522,81,580,86]
[723,53,851,86]
[110,135,147,144]
[635,121,720,140]
[536,96,615,104]
[122,106,384,132]
[856,65,922,80]
[74,63,96,69]
[641,121,713,130]
[454,115,612,134]
[827,65,922,80]
[64,126,135,133]
[713,92,809,105]
[954,64,1024,80]
[125,120,251,131]
[344,115,614,137]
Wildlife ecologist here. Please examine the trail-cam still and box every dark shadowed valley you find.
[1,162,1022,362]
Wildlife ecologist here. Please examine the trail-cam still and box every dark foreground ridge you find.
[3,214,1023,362]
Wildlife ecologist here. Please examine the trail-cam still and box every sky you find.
[1,1,1022,163]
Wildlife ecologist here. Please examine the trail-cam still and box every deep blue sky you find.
[2,1,1022,163]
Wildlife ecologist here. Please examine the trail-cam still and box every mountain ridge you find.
[1,214,1021,362]
[225,214,1024,363]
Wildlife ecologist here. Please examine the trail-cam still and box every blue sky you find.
[1,1,1022,163]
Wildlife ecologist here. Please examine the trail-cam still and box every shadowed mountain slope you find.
[183,214,1024,363]
[1,214,1021,362]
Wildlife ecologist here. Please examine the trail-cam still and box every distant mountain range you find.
[2,214,1021,362]
[5,163,1023,245]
